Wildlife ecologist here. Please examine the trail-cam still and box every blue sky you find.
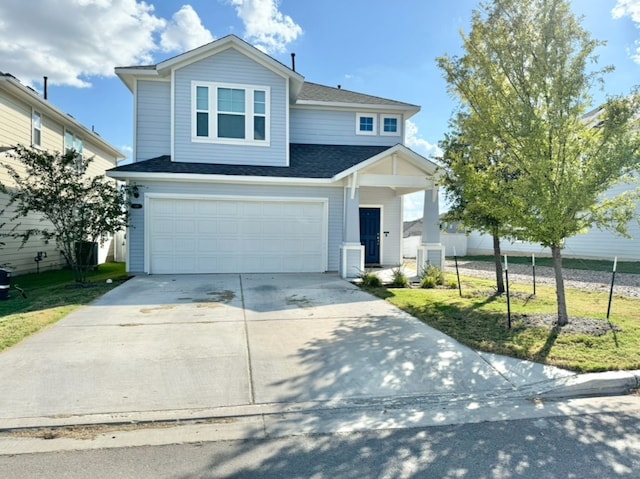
[1,0,639,220]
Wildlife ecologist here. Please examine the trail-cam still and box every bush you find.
[389,266,409,288]
[360,270,382,287]
[447,279,459,289]
[420,276,437,289]
[425,265,445,285]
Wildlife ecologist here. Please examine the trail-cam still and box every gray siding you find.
[128,181,344,273]
[173,48,288,166]
[290,108,403,146]
[136,80,171,161]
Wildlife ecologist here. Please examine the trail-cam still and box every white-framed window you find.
[64,130,84,169]
[192,81,270,145]
[380,115,401,136]
[356,113,377,135]
[32,110,42,147]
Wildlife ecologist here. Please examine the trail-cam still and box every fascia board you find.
[106,170,335,186]
[294,100,420,116]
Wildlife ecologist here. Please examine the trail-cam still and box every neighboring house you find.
[108,35,443,278]
[403,216,468,258]
[0,72,125,274]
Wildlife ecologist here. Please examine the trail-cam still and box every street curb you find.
[526,370,640,399]
[1,371,638,433]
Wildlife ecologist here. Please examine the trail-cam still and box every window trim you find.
[356,113,377,136]
[191,81,271,146]
[64,129,84,169]
[32,110,42,147]
[380,114,401,136]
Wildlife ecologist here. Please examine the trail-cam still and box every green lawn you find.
[0,263,128,352]
[367,274,640,373]
[456,255,640,274]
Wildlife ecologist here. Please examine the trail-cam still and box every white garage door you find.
[147,196,327,274]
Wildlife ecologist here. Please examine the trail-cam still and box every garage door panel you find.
[148,197,326,274]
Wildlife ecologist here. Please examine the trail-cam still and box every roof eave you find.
[294,100,420,117]
[332,144,438,182]
[106,170,335,185]
[0,76,125,160]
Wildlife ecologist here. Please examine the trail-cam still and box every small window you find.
[195,86,209,137]
[217,88,246,139]
[32,111,42,147]
[356,113,377,135]
[381,115,401,136]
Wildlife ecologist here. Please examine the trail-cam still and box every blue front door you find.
[360,208,381,265]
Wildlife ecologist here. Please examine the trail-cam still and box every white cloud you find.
[0,1,212,88]
[405,120,442,159]
[229,0,302,53]
[612,0,640,62]
[160,5,214,52]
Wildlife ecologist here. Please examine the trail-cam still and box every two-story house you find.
[0,72,125,274]
[108,35,443,278]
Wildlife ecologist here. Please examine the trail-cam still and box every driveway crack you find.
[240,274,256,405]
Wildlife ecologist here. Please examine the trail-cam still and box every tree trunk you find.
[551,244,569,326]
[492,232,505,294]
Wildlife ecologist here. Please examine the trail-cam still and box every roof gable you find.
[115,35,304,99]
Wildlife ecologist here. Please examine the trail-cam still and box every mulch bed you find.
[513,313,622,336]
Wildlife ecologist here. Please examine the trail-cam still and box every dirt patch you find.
[513,314,622,336]
[139,305,176,314]
[286,294,312,308]
[200,290,235,303]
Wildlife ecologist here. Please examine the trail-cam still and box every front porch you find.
[335,144,445,279]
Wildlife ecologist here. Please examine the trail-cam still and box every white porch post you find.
[416,187,445,274]
[340,182,364,278]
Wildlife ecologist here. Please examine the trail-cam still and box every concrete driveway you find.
[0,274,573,426]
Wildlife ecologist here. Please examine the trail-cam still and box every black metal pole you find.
[607,257,617,319]
[532,254,536,296]
[505,255,511,329]
[454,254,462,297]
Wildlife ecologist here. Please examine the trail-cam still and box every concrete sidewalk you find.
[0,273,635,432]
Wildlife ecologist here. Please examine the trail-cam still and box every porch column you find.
[416,187,445,274]
[340,186,364,278]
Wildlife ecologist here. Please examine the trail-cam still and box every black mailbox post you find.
[0,269,11,301]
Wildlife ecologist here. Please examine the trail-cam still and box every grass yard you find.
[458,255,640,274]
[368,274,640,373]
[0,263,128,353]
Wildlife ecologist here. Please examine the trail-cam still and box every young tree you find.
[437,0,640,325]
[438,113,520,294]
[0,146,130,282]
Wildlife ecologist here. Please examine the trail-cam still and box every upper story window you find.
[192,81,270,146]
[356,113,377,136]
[64,130,84,169]
[381,115,401,136]
[32,111,42,147]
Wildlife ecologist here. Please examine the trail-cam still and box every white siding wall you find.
[127,181,344,273]
[136,80,171,161]
[467,181,640,261]
[359,187,402,265]
[290,108,403,146]
[173,48,288,165]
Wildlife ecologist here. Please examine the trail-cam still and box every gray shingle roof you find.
[109,143,394,179]
[298,82,419,109]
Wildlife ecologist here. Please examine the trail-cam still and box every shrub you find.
[360,270,382,287]
[420,276,437,289]
[447,279,459,289]
[389,266,409,288]
[424,265,445,286]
